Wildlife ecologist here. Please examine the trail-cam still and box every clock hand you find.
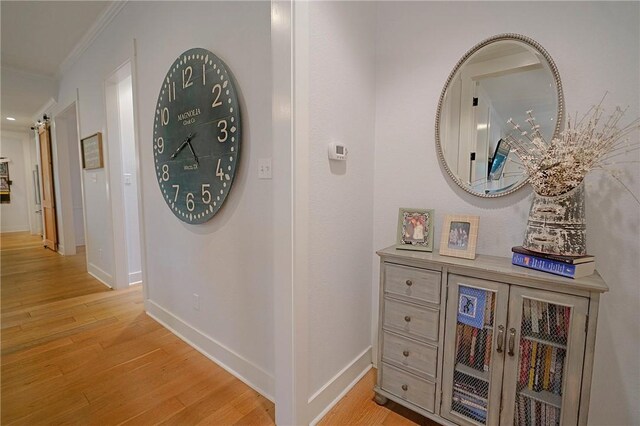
[187,140,199,164]
[170,133,195,159]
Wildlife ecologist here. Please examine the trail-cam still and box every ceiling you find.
[1,1,112,132]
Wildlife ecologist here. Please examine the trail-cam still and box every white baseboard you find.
[308,346,373,426]
[0,225,30,233]
[87,262,113,288]
[128,270,142,285]
[145,299,274,402]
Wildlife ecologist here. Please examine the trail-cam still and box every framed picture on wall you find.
[439,214,479,259]
[81,132,104,170]
[396,208,434,252]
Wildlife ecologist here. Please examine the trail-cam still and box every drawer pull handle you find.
[405,279,413,286]
[403,350,410,357]
[404,315,411,323]
[401,384,408,391]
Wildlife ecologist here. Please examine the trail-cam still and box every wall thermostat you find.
[328,142,348,160]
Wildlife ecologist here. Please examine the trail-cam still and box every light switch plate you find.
[258,158,272,179]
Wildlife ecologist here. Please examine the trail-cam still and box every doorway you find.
[52,103,85,256]
[105,61,143,288]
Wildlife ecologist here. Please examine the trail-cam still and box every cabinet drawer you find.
[383,297,439,342]
[385,263,441,304]
[382,331,437,379]
[381,363,435,412]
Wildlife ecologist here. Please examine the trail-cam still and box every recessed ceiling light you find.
[6,117,16,121]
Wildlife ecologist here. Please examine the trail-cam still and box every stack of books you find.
[511,246,595,279]
[516,394,561,426]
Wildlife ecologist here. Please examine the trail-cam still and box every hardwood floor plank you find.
[118,396,187,426]
[1,232,428,425]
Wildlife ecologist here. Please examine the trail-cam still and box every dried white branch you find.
[503,97,640,197]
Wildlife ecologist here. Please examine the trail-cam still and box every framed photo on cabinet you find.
[439,214,479,259]
[81,132,104,170]
[396,208,434,252]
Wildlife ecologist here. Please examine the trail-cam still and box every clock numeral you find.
[218,120,228,142]
[186,192,195,212]
[161,107,169,126]
[212,84,222,108]
[162,164,170,181]
[168,81,176,102]
[202,184,211,204]
[156,137,164,154]
[202,64,206,86]
[172,184,180,202]
[182,66,193,88]
[216,159,224,181]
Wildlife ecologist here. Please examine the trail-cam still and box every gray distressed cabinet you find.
[374,246,608,426]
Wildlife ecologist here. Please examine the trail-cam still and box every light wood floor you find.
[1,232,433,425]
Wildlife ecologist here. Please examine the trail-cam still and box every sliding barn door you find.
[38,124,58,251]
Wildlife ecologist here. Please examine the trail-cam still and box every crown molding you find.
[0,65,57,81]
[56,1,128,79]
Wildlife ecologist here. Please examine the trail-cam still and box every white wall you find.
[0,131,32,232]
[118,75,141,284]
[27,132,42,236]
[305,1,376,421]
[56,1,274,396]
[53,105,84,249]
[65,111,84,247]
[372,2,639,425]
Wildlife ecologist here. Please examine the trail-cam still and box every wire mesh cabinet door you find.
[500,286,589,426]
[441,275,510,426]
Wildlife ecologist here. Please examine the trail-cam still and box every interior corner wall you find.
[0,132,32,233]
[372,2,639,425]
[306,1,376,421]
[56,1,274,397]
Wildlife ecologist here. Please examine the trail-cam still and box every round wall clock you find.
[153,48,241,224]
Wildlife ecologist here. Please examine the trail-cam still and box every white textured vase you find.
[523,183,587,256]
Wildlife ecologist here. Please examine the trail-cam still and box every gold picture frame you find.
[81,132,104,169]
[439,214,480,259]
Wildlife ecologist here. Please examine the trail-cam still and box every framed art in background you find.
[81,132,104,169]
[439,214,479,259]
[396,208,434,252]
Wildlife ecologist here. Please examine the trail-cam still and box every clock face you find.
[153,48,241,224]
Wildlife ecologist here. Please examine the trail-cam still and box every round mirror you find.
[435,34,564,197]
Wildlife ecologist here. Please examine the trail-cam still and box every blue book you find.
[512,253,595,279]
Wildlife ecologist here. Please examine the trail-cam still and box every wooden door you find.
[38,124,58,251]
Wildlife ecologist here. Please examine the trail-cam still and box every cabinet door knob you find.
[401,384,408,391]
[404,315,411,323]
[405,279,413,286]
[403,350,410,357]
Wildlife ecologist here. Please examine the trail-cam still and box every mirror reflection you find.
[437,36,562,197]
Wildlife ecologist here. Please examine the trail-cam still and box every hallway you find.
[0,233,429,425]
[1,233,275,425]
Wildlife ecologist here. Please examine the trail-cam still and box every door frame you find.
[103,57,145,290]
[50,100,84,256]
